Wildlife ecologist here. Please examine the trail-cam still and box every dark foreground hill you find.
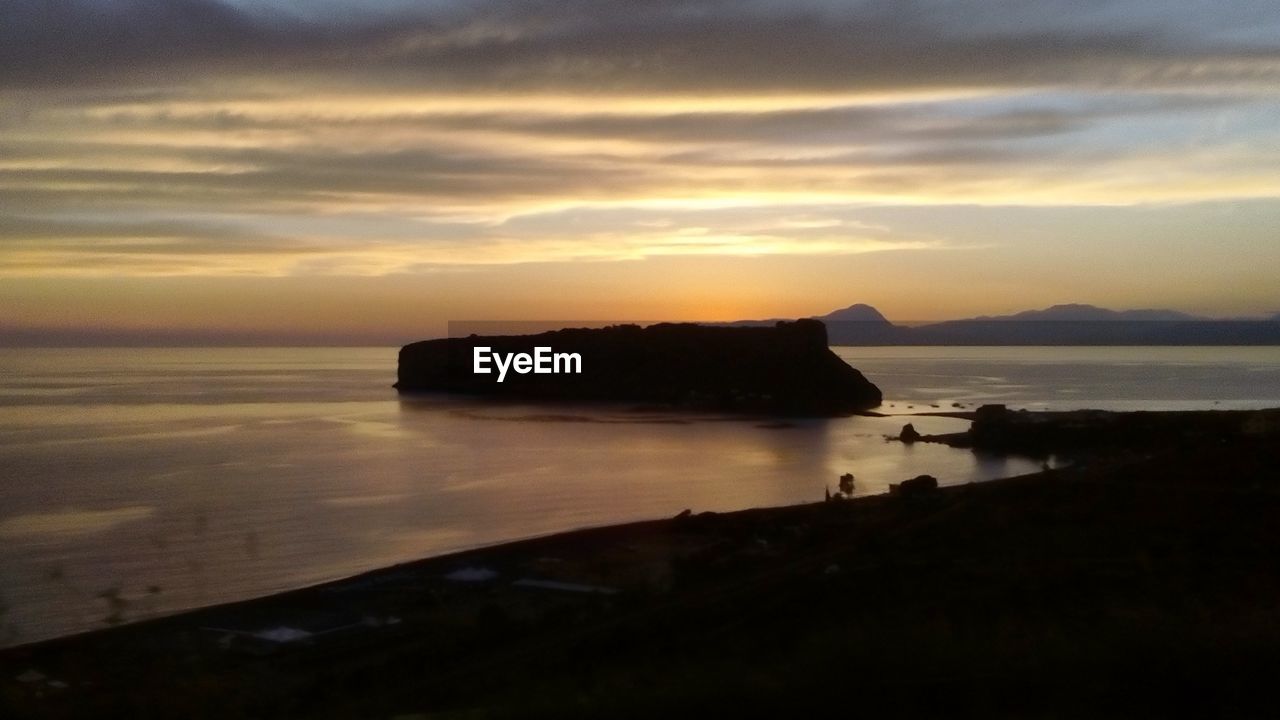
[396,319,882,415]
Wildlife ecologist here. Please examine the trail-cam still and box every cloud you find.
[0,1,1277,280]
[3,1,1279,92]
[0,0,269,87]
[0,204,944,277]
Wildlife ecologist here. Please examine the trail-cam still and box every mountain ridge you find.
[727,303,1280,345]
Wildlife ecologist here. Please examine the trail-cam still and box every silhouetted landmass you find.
[818,302,894,324]
[733,303,1280,345]
[817,302,904,344]
[918,403,1280,456]
[396,320,883,415]
[3,408,1279,718]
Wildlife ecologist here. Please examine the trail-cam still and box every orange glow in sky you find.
[2,1,1278,342]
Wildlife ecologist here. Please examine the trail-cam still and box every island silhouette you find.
[396,319,882,415]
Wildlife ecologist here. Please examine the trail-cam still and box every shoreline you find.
[4,407,1280,717]
[0,404,1009,655]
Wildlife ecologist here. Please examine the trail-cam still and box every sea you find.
[2,345,1279,647]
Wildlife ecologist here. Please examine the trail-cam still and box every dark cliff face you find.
[396,319,882,416]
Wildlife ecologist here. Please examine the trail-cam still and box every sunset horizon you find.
[3,0,1279,342]
[2,296,1278,347]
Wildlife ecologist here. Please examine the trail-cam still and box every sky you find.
[2,0,1279,343]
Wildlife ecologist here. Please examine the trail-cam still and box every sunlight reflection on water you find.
[1,345,1277,646]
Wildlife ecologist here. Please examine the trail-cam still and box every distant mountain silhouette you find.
[813,303,900,343]
[818,303,892,324]
[969,304,1200,323]
[732,303,1280,345]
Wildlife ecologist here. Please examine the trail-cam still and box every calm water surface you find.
[1,345,1278,646]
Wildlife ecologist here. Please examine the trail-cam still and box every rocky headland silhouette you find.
[396,319,882,415]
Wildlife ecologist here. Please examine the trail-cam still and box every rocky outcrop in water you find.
[898,423,922,444]
[396,320,882,416]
